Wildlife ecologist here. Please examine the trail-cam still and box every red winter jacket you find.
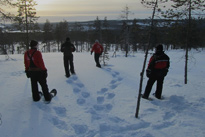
[146,51,170,77]
[91,42,103,54]
[24,49,47,71]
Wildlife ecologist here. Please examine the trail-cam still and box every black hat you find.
[66,37,70,41]
[156,44,163,51]
[30,40,38,47]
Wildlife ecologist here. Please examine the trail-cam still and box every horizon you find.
[35,0,151,22]
[3,0,203,24]
[3,0,155,23]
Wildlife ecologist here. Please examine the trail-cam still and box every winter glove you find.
[140,72,143,77]
[91,51,93,55]
[25,70,31,78]
[146,69,151,78]
[72,47,76,52]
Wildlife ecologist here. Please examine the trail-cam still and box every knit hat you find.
[156,44,163,51]
[30,40,38,47]
[95,39,99,43]
[66,37,70,41]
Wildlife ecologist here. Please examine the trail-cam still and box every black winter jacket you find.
[146,51,170,78]
[61,41,76,56]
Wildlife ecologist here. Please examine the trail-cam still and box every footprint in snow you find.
[66,75,78,84]
[111,71,120,78]
[163,112,175,120]
[104,68,112,72]
[53,106,67,117]
[67,75,89,106]
[71,124,88,135]
[93,104,113,112]
[106,93,115,99]
[97,96,105,104]
[77,98,86,105]
[35,103,52,112]
[152,121,175,130]
[67,77,84,88]
[73,87,81,94]
[110,80,117,84]
[81,92,90,98]
[105,67,123,90]
[48,116,68,130]
[117,77,123,81]
[97,88,108,94]
[110,84,118,89]
[76,83,84,88]
[71,75,78,81]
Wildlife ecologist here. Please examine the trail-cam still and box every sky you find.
[14,0,153,22]
[3,0,205,23]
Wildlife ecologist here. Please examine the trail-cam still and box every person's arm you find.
[91,44,95,54]
[72,44,76,52]
[24,51,29,71]
[147,56,155,70]
[61,43,65,52]
[146,56,154,78]
[35,51,47,71]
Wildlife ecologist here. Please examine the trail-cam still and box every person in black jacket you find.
[142,44,170,99]
[61,37,76,78]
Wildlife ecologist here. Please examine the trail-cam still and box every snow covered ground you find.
[0,49,205,137]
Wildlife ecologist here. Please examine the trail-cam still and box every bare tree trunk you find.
[185,0,192,84]
[25,1,29,50]
[185,47,188,84]
[135,0,158,118]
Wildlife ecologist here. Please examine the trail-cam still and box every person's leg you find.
[38,76,51,101]
[30,74,41,101]
[95,53,101,67]
[69,55,75,74]
[155,76,165,99]
[142,77,156,99]
[64,56,70,77]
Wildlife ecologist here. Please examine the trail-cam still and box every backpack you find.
[27,50,37,68]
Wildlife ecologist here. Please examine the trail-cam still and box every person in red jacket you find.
[24,40,52,102]
[142,44,170,99]
[91,40,103,68]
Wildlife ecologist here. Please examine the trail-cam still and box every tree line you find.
[1,18,205,54]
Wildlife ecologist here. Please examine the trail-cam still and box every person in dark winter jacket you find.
[142,44,170,99]
[61,37,76,77]
[91,40,103,68]
[24,40,52,102]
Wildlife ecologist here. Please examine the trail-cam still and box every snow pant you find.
[94,53,101,67]
[30,71,51,101]
[63,55,74,77]
[143,75,165,99]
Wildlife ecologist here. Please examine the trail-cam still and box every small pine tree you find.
[99,44,110,66]
[14,0,39,50]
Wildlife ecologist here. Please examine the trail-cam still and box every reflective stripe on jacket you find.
[147,52,170,70]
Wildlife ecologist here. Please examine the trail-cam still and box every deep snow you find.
[0,49,205,137]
